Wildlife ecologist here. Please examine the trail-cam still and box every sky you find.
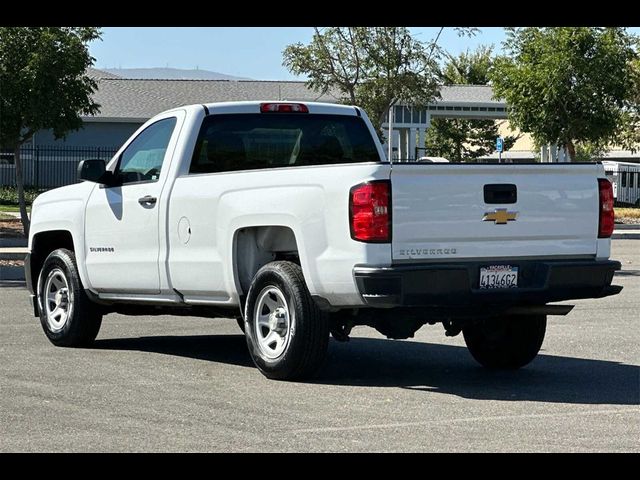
[89,27,512,80]
[90,27,640,81]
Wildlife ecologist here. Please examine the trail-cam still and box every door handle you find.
[138,195,157,206]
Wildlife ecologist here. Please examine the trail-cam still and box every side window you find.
[621,171,627,188]
[116,117,177,184]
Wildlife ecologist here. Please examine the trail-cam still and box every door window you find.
[116,117,177,184]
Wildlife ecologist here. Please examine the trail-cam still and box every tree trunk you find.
[375,104,393,143]
[566,140,576,162]
[13,146,30,237]
[377,109,388,133]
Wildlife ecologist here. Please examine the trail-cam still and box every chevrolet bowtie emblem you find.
[483,208,518,224]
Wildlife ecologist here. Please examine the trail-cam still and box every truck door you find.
[84,116,178,293]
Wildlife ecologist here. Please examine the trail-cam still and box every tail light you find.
[260,103,309,113]
[598,178,615,238]
[349,181,391,242]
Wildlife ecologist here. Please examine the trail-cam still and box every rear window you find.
[189,113,380,174]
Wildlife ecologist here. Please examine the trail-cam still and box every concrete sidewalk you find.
[612,228,640,239]
[0,247,28,256]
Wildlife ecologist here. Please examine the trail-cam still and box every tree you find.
[441,45,494,85]
[424,46,518,162]
[0,27,101,235]
[283,27,477,136]
[490,27,638,162]
[615,58,640,153]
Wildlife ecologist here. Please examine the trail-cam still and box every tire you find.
[37,248,103,347]
[462,315,546,369]
[244,261,329,380]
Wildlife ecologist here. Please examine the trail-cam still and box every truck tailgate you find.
[390,164,602,262]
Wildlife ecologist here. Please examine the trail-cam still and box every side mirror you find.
[78,159,116,185]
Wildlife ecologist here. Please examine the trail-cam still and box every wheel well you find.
[30,230,75,292]
[234,226,300,295]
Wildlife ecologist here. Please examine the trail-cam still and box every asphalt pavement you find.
[1,240,638,452]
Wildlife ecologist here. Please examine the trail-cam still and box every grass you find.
[0,213,14,221]
[0,204,30,213]
[616,207,640,219]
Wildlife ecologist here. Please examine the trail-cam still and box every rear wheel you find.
[244,261,329,380]
[37,248,103,347]
[462,315,546,369]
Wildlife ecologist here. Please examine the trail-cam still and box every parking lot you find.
[1,240,638,452]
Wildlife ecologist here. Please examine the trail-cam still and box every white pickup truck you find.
[25,101,622,380]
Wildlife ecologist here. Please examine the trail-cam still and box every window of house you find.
[394,106,403,123]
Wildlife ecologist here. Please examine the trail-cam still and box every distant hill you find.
[102,67,250,80]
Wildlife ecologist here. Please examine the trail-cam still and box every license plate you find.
[479,265,518,289]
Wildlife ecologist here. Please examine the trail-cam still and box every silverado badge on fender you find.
[483,208,518,225]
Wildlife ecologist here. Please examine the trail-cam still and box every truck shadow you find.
[615,270,640,277]
[320,338,639,405]
[93,335,639,406]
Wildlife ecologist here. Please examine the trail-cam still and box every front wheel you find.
[462,315,546,369]
[244,261,329,380]
[37,248,103,347]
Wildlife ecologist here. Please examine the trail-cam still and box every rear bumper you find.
[353,259,622,308]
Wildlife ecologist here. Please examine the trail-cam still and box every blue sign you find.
[496,137,504,153]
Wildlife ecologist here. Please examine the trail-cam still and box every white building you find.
[381,85,509,161]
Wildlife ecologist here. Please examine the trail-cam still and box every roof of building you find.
[438,85,501,104]
[86,67,122,80]
[89,79,341,120]
[85,77,503,121]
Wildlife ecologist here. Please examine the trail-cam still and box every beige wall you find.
[496,120,536,152]
[495,121,635,155]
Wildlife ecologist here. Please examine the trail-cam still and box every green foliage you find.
[441,45,494,85]
[490,27,638,161]
[0,187,43,206]
[615,58,640,152]
[0,27,101,147]
[424,47,518,162]
[0,27,101,235]
[283,27,445,133]
[573,142,607,162]
[425,118,517,162]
